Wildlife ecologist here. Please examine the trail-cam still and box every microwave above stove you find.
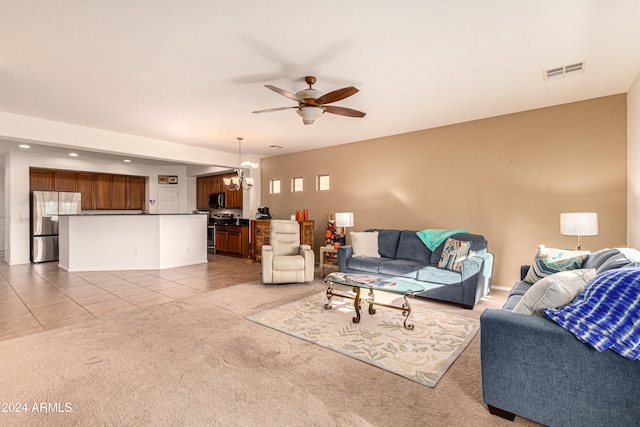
[208,192,225,208]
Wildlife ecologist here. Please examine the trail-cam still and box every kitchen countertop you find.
[59,212,206,216]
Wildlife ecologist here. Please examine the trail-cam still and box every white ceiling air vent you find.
[543,61,586,82]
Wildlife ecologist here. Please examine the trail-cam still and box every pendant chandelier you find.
[223,137,255,191]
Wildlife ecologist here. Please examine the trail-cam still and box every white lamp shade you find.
[560,213,598,236]
[335,212,354,228]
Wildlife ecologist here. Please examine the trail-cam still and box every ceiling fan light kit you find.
[296,106,324,125]
[253,76,366,125]
[223,137,254,191]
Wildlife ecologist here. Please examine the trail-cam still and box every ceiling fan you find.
[252,76,366,125]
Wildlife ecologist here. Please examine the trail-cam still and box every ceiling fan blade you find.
[252,106,297,114]
[323,105,366,118]
[315,86,358,105]
[265,85,303,102]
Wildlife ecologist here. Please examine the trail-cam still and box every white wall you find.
[628,72,640,247]
[4,147,194,265]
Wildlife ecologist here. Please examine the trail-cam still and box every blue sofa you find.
[480,248,640,427]
[337,229,494,308]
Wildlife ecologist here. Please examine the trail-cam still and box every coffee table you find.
[324,272,425,330]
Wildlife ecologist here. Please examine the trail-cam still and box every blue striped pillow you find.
[524,245,589,284]
[438,238,471,272]
[544,268,640,360]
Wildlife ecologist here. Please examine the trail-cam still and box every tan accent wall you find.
[628,73,640,247]
[260,94,627,287]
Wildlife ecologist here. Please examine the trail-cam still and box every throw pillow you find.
[524,245,589,284]
[438,238,472,272]
[513,269,596,317]
[351,231,380,258]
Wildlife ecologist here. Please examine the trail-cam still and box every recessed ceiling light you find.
[69,152,79,157]
[123,159,132,163]
[18,144,31,149]
[268,145,283,149]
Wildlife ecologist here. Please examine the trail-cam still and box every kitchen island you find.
[58,213,207,272]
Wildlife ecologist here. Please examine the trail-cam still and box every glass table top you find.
[325,272,425,295]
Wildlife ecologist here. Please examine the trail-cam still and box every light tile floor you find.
[0,254,261,341]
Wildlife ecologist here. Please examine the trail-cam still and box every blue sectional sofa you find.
[337,229,494,308]
[480,248,640,427]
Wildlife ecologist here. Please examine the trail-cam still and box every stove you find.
[211,213,234,225]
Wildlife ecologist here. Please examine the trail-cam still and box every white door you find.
[157,187,178,213]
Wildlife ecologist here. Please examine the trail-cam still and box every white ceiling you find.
[1,0,640,162]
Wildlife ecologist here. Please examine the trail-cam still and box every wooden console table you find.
[250,219,314,262]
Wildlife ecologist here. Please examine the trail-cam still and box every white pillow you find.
[350,231,380,258]
[513,269,596,317]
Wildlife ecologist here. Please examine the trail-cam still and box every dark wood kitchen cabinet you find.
[197,176,217,210]
[53,170,78,192]
[30,168,145,210]
[112,175,128,209]
[215,225,249,257]
[96,174,145,210]
[29,169,54,191]
[77,172,96,210]
[222,173,243,209]
[197,174,239,210]
[128,176,145,210]
[215,226,229,252]
[95,174,113,209]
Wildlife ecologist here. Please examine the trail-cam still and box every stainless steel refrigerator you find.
[30,191,82,263]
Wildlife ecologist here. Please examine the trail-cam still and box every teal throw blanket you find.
[416,228,468,251]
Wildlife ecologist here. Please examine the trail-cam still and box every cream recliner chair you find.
[262,220,315,284]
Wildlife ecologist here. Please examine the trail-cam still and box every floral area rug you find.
[246,292,479,387]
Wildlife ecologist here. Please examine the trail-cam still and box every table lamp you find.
[335,212,354,246]
[560,212,598,250]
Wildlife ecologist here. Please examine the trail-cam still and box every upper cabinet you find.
[95,174,114,209]
[77,172,96,210]
[196,174,242,209]
[53,170,77,192]
[29,169,54,191]
[30,168,146,211]
[222,172,243,209]
[128,176,145,210]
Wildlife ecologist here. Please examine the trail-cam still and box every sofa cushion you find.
[365,229,401,259]
[593,248,640,274]
[524,245,589,284]
[582,248,621,270]
[417,266,462,285]
[273,255,304,271]
[378,259,425,279]
[501,295,523,311]
[347,256,385,273]
[512,269,596,317]
[438,238,472,272]
[509,280,532,297]
[395,230,431,263]
[351,231,380,258]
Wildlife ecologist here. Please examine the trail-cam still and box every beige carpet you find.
[247,291,479,387]
[0,278,542,426]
